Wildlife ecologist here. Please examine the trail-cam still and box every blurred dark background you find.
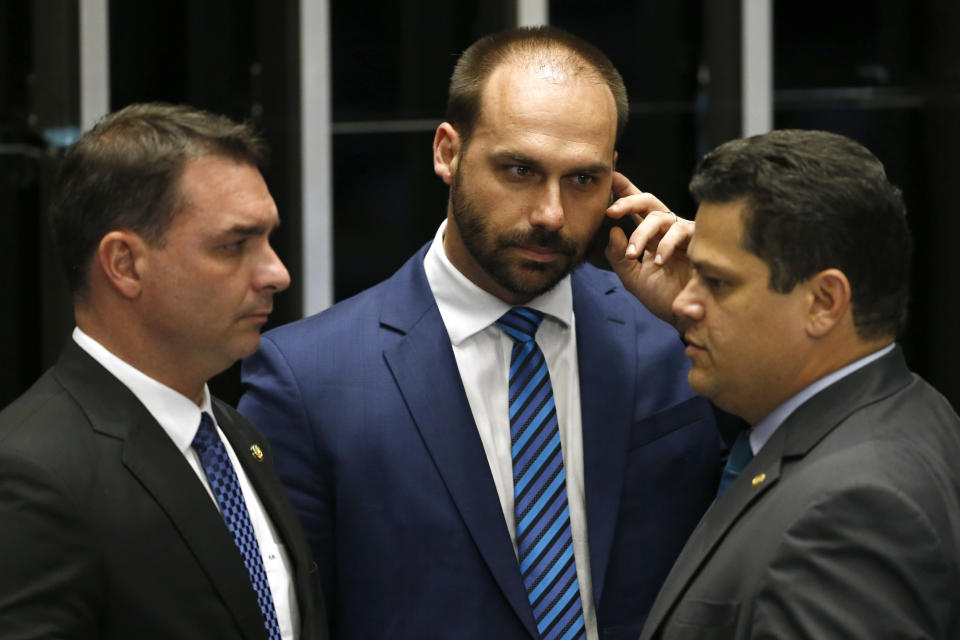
[2,0,958,410]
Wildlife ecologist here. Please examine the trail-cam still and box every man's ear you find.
[805,268,852,338]
[96,231,147,299]
[433,122,462,185]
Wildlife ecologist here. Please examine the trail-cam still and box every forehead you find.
[172,155,277,230]
[689,200,757,267]
[471,61,617,153]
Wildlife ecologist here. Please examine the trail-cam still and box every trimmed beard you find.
[450,165,581,300]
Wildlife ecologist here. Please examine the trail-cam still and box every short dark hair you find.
[689,129,911,340]
[446,26,628,145]
[50,102,266,298]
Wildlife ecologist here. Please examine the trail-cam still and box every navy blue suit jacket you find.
[239,244,723,639]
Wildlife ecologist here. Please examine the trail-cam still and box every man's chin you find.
[231,332,264,361]
[687,368,713,397]
[499,263,572,299]
[688,370,737,418]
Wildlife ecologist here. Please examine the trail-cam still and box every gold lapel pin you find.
[250,444,264,461]
[751,472,766,487]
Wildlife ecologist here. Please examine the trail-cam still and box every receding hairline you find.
[498,39,609,73]
[495,45,614,87]
[167,152,266,220]
[465,49,618,138]
[448,31,627,145]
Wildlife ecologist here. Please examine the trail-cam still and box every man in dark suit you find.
[0,103,327,639]
[239,27,723,640]
[633,129,960,639]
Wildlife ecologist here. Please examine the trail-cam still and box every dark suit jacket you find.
[239,244,723,640]
[0,340,328,640]
[640,346,960,640]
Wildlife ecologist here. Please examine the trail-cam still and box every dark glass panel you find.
[331,0,513,121]
[109,0,257,122]
[551,0,702,103]
[332,130,448,300]
[775,0,921,90]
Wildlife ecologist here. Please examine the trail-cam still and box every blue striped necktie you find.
[496,307,586,640]
[192,412,282,640]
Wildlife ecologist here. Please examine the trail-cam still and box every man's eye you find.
[224,239,247,252]
[573,174,594,185]
[507,165,531,177]
[704,276,725,290]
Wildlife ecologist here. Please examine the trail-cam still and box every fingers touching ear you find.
[96,231,146,299]
[806,268,852,338]
[433,122,462,185]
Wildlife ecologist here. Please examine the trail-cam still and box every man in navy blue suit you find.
[239,26,723,640]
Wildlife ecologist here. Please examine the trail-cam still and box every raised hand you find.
[604,171,693,327]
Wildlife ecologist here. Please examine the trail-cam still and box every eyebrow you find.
[222,219,281,237]
[492,151,611,176]
[690,258,738,280]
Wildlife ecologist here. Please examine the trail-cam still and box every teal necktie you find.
[715,430,754,500]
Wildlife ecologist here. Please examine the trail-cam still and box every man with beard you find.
[239,26,723,640]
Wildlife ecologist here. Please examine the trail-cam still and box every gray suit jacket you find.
[640,346,960,639]
[0,340,328,639]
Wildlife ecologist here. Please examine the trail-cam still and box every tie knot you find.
[191,412,218,455]
[726,430,754,474]
[496,307,544,343]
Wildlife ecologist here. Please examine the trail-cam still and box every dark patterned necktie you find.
[715,430,754,501]
[496,307,586,640]
[192,412,282,639]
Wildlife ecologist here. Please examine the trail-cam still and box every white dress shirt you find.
[73,327,300,639]
[749,343,897,454]
[424,221,598,640]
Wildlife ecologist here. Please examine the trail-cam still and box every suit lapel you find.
[571,269,636,606]
[215,403,310,570]
[54,342,267,640]
[122,411,268,640]
[779,346,913,460]
[641,346,914,639]
[380,247,539,639]
[216,403,321,639]
[640,429,784,639]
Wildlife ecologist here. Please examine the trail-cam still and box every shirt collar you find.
[423,219,573,345]
[72,326,214,453]
[749,342,896,454]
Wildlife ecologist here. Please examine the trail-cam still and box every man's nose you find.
[257,245,291,293]
[672,279,705,325]
[529,182,565,231]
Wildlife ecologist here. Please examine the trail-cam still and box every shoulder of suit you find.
[0,367,58,422]
[0,368,86,446]
[778,395,960,514]
[212,397,257,435]
[262,245,430,346]
[572,262,622,292]
[571,262,673,330]
[0,369,109,502]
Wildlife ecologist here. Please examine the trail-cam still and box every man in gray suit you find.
[617,129,960,639]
